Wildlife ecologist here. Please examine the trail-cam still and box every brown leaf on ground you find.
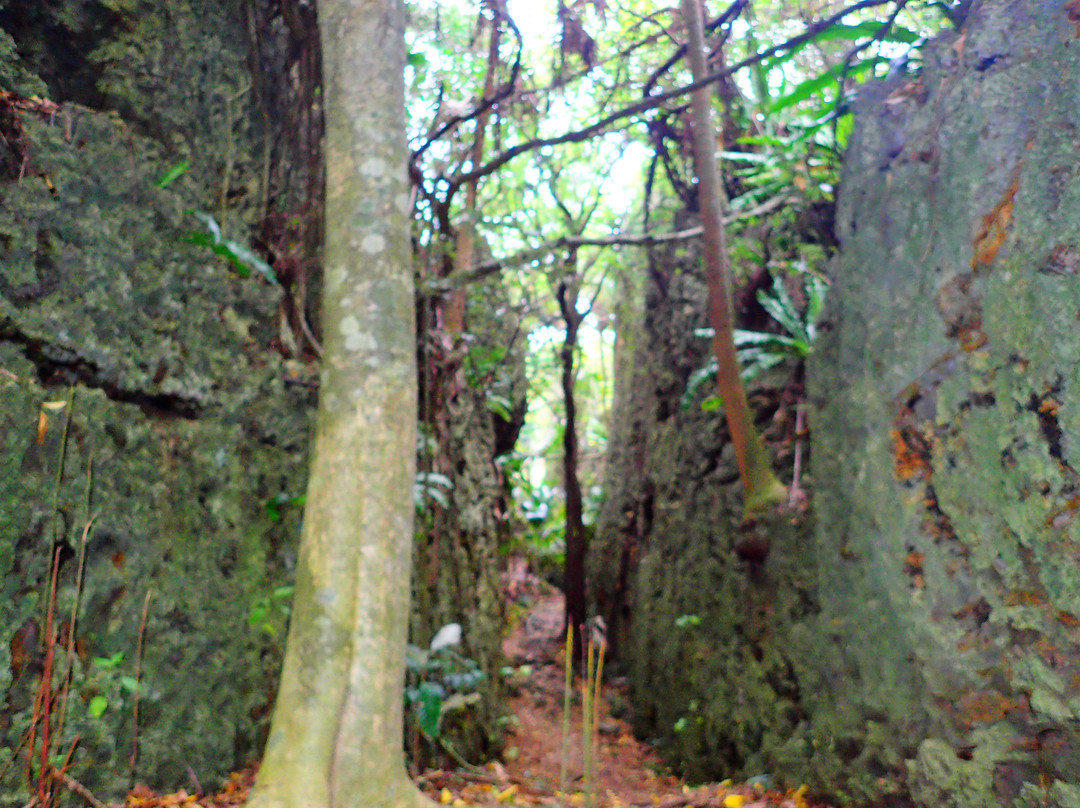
[114,580,835,808]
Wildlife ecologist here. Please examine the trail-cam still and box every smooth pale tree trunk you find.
[247,2,432,807]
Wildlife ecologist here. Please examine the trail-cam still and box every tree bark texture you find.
[557,274,588,662]
[679,0,785,518]
[248,2,428,807]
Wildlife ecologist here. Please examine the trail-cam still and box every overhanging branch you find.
[426,194,791,292]
[444,0,896,193]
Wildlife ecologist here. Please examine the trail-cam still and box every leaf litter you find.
[113,579,832,808]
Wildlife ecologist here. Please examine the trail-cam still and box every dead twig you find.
[59,773,109,808]
[128,591,153,785]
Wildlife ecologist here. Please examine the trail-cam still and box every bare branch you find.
[410,8,524,164]
[445,0,895,192]
[427,194,791,292]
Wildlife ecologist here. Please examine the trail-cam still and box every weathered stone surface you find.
[0,0,521,792]
[0,105,313,798]
[595,2,1080,805]
[811,1,1080,803]
[410,274,528,763]
[590,221,819,785]
[0,0,316,796]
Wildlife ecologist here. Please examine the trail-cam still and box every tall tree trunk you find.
[679,0,785,518]
[557,271,587,661]
[247,1,430,807]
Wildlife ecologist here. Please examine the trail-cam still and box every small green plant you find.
[155,160,189,189]
[265,492,305,522]
[674,614,702,629]
[498,663,533,696]
[414,472,453,513]
[683,273,827,411]
[248,586,294,639]
[462,343,509,391]
[404,623,485,745]
[673,699,703,735]
[83,652,140,719]
[184,211,277,282]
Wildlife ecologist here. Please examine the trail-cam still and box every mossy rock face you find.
[410,273,528,764]
[595,3,1080,805]
[811,1,1080,804]
[1,0,522,791]
[590,221,823,788]
[0,87,313,808]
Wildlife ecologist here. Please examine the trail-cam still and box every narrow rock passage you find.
[112,586,828,808]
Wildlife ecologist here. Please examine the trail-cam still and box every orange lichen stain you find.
[891,427,933,482]
[953,602,978,619]
[904,550,925,573]
[9,620,36,680]
[1057,610,1080,628]
[959,327,988,351]
[959,690,1024,725]
[971,174,1020,269]
[1038,396,1061,415]
[1005,590,1046,607]
[1010,735,1044,753]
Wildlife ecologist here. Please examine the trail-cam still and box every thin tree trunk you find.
[679,0,786,518]
[557,272,587,661]
[445,9,501,336]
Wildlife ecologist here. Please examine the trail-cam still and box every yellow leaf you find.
[496,786,518,803]
[440,789,453,804]
[723,795,746,808]
[789,785,809,808]
[452,800,466,807]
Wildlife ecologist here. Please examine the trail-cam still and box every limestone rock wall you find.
[595,2,1080,805]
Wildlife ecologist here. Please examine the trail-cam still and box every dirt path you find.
[114,588,826,808]
[419,589,820,808]
[495,592,682,806]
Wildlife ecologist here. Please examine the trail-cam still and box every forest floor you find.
[113,579,827,808]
